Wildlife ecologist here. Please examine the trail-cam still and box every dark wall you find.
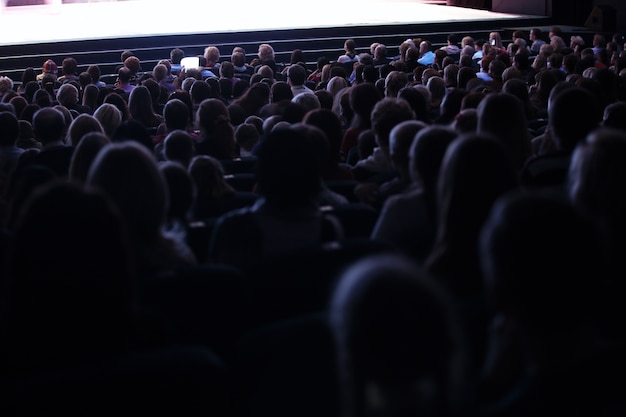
[551,0,594,27]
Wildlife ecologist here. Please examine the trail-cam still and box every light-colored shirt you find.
[418,51,435,66]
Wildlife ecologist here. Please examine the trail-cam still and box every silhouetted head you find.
[330,253,464,417]
[480,190,603,336]
[255,123,325,207]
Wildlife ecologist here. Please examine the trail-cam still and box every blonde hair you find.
[0,76,14,94]
[258,43,275,61]
[204,46,221,65]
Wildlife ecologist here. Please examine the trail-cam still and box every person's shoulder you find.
[217,204,255,224]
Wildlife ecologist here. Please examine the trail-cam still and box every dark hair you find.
[61,57,78,76]
[256,123,324,206]
[0,111,20,146]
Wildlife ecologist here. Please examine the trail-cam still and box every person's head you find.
[219,61,235,79]
[488,60,506,81]
[68,132,110,182]
[20,104,42,125]
[0,111,20,147]
[20,67,37,86]
[426,76,446,108]
[78,72,93,90]
[384,71,409,98]
[152,63,169,83]
[568,129,626,286]
[374,43,387,61]
[60,57,78,77]
[388,120,427,178]
[232,79,250,99]
[443,64,459,88]
[81,84,100,112]
[592,33,606,48]
[344,39,357,54]
[314,89,334,110]
[477,92,530,169]
[8,96,26,118]
[348,82,382,128]
[53,104,73,130]
[292,92,321,113]
[398,86,430,124]
[234,81,271,116]
[370,42,380,56]
[461,36,475,48]
[231,51,247,68]
[159,160,194,226]
[22,81,40,105]
[459,53,474,68]
[189,80,212,105]
[87,141,166,244]
[128,85,157,122]
[170,48,185,65]
[530,28,542,41]
[234,122,260,154]
[0,76,14,96]
[370,97,416,150]
[410,125,458,193]
[56,83,80,108]
[421,67,439,85]
[255,123,326,207]
[302,108,344,165]
[195,98,236,159]
[93,102,123,138]
[258,43,275,61]
[163,129,195,168]
[287,64,307,87]
[123,56,141,74]
[5,180,135,364]
[188,154,234,199]
[326,75,349,97]
[480,189,602,337]
[0,102,15,115]
[256,65,275,82]
[32,107,67,145]
[432,134,518,288]
[117,66,133,85]
[438,88,468,125]
[550,36,566,52]
[288,48,305,65]
[602,101,626,131]
[330,253,464,417]
[539,43,554,58]
[120,50,134,64]
[269,80,294,103]
[548,86,601,152]
[86,64,101,84]
[66,113,104,147]
[457,66,477,90]
[569,35,585,51]
[489,32,503,48]
[512,51,531,72]
[361,64,379,84]
[162,98,191,132]
[41,59,58,77]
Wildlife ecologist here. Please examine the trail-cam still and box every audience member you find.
[17,107,74,177]
[87,141,196,280]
